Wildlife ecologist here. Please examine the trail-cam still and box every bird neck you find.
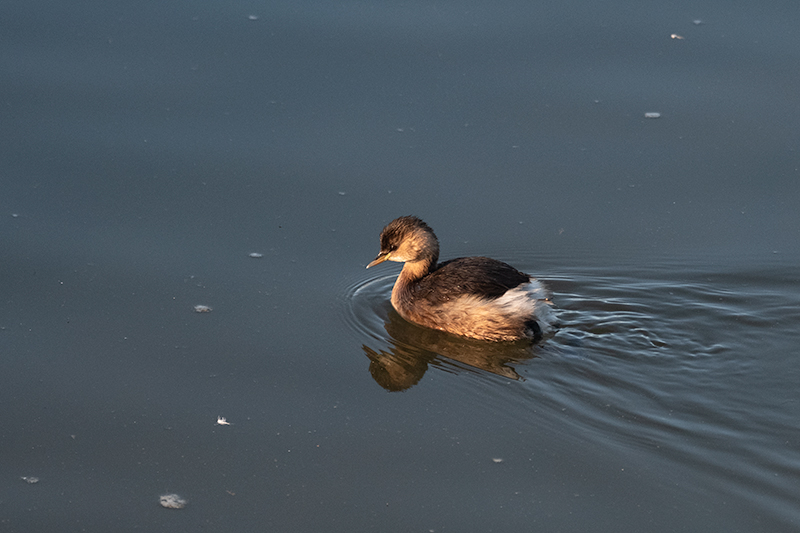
[391,257,436,312]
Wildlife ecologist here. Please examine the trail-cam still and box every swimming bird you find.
[367,216,554,342]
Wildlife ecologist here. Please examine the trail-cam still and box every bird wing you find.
[411,257,531,305]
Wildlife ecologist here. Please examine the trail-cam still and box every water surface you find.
[2,0,799,531]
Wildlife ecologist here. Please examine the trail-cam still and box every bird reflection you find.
[363,308,539,391]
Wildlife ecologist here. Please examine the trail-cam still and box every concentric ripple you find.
[339,257,800,528]
[339,266,547,389]
[339,271,397,344]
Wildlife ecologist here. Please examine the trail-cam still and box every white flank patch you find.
[493,280,556,331]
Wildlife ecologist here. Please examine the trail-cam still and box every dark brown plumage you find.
[413,257,531,305]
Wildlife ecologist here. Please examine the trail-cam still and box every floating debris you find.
[491,458,504,464]
[21,476,39,484]
[644,112,661,119]
[11,213,20,218]
[216,416,231,426]
[193,305,212,313]
[248,252,264,258]
[247,14,259,20]
[160,493,187,509]
[692,19,703,25]
[670,34,685,40]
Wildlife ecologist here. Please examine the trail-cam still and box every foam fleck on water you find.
[160,494,187,509]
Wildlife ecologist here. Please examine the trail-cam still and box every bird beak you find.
[366,252,390,269]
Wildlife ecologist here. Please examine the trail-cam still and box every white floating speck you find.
[247,15,259,20]
[216,416,231,425]
[644,112,661,119]
[21,476,39,484]
[11,213,20,218]
[692,19,703,25]
[160,493,187,509]
[491,458,504,463]
[248,252,263,258]
[338,191,346,196]
[670,34,684,39]
[193,305,212,313]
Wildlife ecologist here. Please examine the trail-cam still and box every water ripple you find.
[339,267,546,389]
[339,259,800,527]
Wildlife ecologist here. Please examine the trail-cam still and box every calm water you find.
[2,0,799,531]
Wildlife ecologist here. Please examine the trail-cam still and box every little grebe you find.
[367,216,554,342]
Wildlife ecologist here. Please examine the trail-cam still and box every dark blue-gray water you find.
[2,1,799,531]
